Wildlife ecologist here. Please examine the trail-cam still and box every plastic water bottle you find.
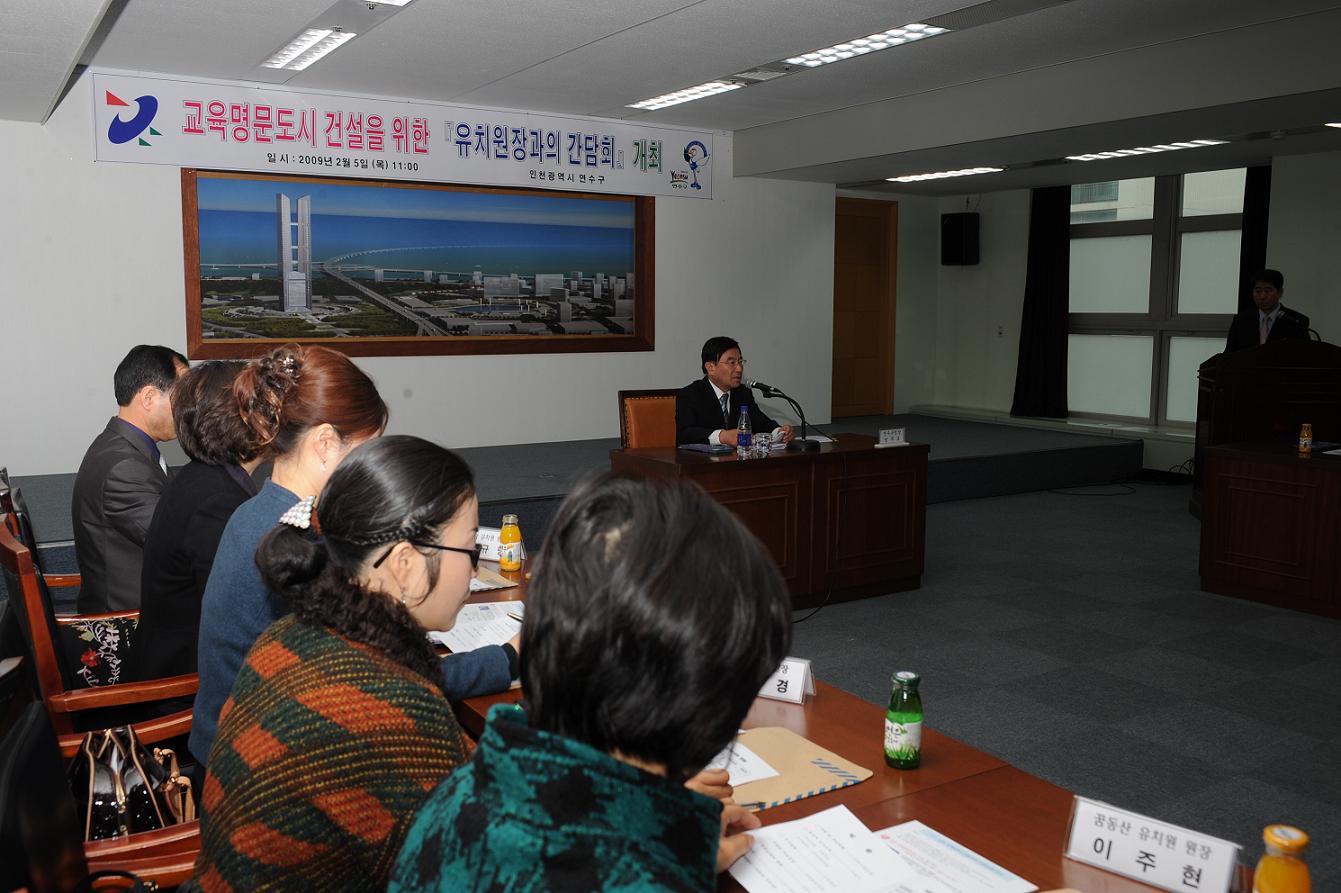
[736,405,753,458]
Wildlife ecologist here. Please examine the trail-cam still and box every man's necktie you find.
[159,455,169,476]
[720,393,731,426]
[1260,315,1271,345]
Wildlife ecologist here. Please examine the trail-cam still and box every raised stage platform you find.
[9,413,1141,563]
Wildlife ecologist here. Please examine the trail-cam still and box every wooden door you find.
[832,198,897,417]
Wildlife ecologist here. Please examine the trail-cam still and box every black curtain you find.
[1010,185,1070,419]
[1236,165,1272,314]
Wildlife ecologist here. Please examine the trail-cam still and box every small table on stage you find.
[456,581,1227,893]
[609,435,929,608]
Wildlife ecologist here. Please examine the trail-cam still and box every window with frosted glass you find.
[1165,337,1225,422]
[1069,235,1152,313]
[1068,335,1154,418]
[1181,169,1246,216]
[1177,230,1241,314]
[1069,178,1155,224]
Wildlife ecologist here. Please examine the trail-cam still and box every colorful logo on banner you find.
[105,91,161,146]
[683,140,710,191]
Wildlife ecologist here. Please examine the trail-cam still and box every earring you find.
[400,588,407,606]
[320,461,328,472]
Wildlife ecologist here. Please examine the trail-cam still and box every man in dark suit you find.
[72,345,188,612]
[676,336,794,446]
[1225,269,1310,352]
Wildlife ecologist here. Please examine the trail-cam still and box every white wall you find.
[1266,150,1341,342]
[0,75,835,475]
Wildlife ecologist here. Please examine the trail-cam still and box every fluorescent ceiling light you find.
[1066,139,1227,161]
[627,81,743,111]
[364,0,414,4]
[785,23,950,68]
[263,28,357,71]
[1327,122,1341,129]
[886,167,1003,183]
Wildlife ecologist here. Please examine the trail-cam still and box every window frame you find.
[1068,172,1243,427]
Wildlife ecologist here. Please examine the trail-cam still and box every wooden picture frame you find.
[182,169,654,358]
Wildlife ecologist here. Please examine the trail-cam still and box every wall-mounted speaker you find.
[941,212,980,266]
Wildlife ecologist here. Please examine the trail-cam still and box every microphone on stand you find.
[744,379,820,452]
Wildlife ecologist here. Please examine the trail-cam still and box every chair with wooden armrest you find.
[617,388,678,449]
[4,488,143,692]
[0,521,196,748]
[0,703,199,893]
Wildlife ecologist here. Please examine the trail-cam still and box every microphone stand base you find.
[787,439,821,453]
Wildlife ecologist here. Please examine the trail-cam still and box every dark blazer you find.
[675,378,779,445]
[130,461,257,681]
[71,418,168,612]
[1224,306,1310,353]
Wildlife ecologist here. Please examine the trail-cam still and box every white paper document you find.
[705,741,778,787]
[427,602,520,652]
[728,805,910,893]
[876,821,1037,893]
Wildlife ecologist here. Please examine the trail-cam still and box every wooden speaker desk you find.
[1200,441,1341,618]
[610,434,928,608]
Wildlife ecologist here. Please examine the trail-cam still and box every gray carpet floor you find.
[792,480,1341,888]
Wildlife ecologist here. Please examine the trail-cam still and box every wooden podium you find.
[610,434,927,608]
[1193,339,1341,515]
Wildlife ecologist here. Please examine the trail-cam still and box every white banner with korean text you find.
[91,71,715,199]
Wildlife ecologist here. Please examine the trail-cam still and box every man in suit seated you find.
[676,336,794,446]
[1225,269,1310,352]
[72,344,188,612]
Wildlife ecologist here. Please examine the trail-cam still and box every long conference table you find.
[457,577,1237,893]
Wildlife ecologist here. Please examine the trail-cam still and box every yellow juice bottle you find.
[1253,825,1310,893]
[498,514,522,573]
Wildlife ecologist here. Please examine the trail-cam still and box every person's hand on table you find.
[778,424,795,443]
[685,767,732,801]
[717,429,740,447]
[716,800,761,873]
[507,632,521,657]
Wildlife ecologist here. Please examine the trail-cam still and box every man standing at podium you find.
[677,336,794,446]
[1225,269,1310,352]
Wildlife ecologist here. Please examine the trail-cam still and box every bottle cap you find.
[501,513,519,526]
[1263,825,1308,854]
[892,670,920,685]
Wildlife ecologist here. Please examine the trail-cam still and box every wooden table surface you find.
[455,572,1234,893]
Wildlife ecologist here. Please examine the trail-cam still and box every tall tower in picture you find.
[276,193,312,312]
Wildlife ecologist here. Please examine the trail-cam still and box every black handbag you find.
[67,727,195,841]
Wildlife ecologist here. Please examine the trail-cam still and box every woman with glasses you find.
[184,436,481,893]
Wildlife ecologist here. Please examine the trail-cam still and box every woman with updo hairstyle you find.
[182,436,477,893]
[189,344,388,763]
[392,474,793,893]
[132,360,263,682]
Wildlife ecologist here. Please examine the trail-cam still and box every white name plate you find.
[876,427,907,448]
[1065,796,1240,893]
[476,527,527,563]
[758,657,816,704]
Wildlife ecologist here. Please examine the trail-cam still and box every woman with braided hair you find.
[191,344,517,766]
[183,435,481,893]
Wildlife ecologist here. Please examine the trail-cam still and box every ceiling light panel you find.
[785,23,950,68]
[627,81,743,111]
[363,0,415,5]
[887,167,1003,182]
[1327,123,1341,129]
[1066,139,1226,161]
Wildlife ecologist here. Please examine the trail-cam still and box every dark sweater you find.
[391,704,722,893]
[186,616,469,893]
[132,461,255,681]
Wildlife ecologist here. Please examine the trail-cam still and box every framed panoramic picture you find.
[182,169,654,358]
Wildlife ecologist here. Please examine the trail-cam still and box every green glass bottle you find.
[884,670,923,769]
